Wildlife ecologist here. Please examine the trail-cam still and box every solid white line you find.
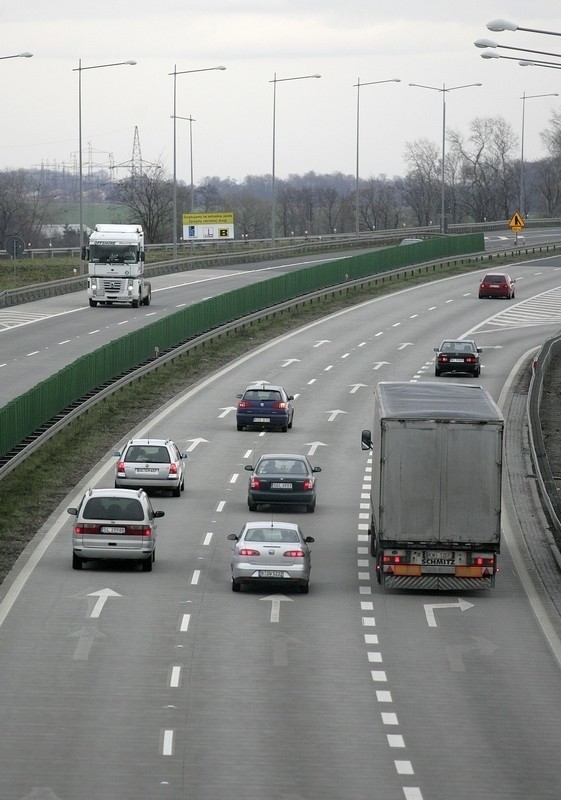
[170,666,181,688]
[180,613,190,632]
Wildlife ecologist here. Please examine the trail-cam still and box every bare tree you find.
[112,167,173,243]
[402,139,441,225]
[0,170,52,247]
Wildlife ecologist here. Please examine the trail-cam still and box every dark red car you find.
[479,272,515,299]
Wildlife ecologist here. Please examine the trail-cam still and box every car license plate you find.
[135,467,158,473]
[450,358,464,363]
[259,570,284,578]
[271,482,292,489]
[253,417,270,422]
[490,284,500,288]
[101,526,126,534]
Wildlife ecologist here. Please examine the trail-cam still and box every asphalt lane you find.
[2,252,561,797]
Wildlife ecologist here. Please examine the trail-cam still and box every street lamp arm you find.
[73,60,136,73]
[482,51,561,68]
[169,65,226,76]
[475,38,561,59]
[487,18,561,37]
[0,52,33,60]
[269,74,321,84]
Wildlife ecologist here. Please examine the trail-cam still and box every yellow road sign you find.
[508,211,525,230]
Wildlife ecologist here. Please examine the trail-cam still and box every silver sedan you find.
[227,521,314,593]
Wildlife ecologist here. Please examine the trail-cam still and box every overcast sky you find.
[3,2,561,187]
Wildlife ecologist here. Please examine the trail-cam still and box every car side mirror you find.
[305,536,315,543]
[113,450,121,457]
[227,534,239,541]
[154,510,165,518]
[67,507,78,515]
[312,466,321,473]
[180,452,188,459]
[245,465,254,471]
[361,429,373,450]
[433,347,439,352]
[236,393,242,398]
[477,348,482,353]
[287,395,294,400]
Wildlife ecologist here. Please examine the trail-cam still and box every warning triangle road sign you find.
[508,211,525,229]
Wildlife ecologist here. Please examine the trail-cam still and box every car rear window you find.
[244,390,282,402]
[483,274,505,282]
[245,528,300,543]
[257,459,306,474]
[125,445,170,463]
[83,497,145,521]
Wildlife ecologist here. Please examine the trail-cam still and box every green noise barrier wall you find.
[0,234,483,458]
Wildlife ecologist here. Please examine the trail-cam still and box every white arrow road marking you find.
[326,410,347,422]
[261,594,293,623]
[424,598,474,627]
[218,407,236,418]
[373,361,390,370]
[185,437,209,451]
[313,340,331,347]
[306,441,327,456]
[87,588,122,619]
[281,358,301,367]
[69,626,106,660]
[349,383,368,393]
[398,343,414,350]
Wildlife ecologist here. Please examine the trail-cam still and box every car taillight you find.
[273,401,287,409]
[283,550,305,558]
[127,525,153,536]
[302,479,313,491]
[169,463,178,476]
[438,355,449,363]
[250,477,261,489]
[116,460,126,475]
[239,548,260,556]
[75,523,99,534]
[465,356,476,363]
[238,400,252,409]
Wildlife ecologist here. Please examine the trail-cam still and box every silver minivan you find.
[67,488,164,571]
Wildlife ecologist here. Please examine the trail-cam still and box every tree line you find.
[4,111,561,247]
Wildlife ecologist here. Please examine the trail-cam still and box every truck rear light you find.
[239,548,260,556]
[472,555,495,567]
[250,477,261,489]
[382,554,404,564]
[283,550,305,558]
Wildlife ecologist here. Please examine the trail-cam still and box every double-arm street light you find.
[520,92,559,217]
[354,78,401,237]
[270,72,321,243]
[169,65,225,260]
[74,58,136,272]
[409,82,482,234]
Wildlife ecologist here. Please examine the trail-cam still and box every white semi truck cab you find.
[84,224,151,308]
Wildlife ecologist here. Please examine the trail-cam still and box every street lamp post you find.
[169,65,225,260]
[73,58,136,273]
[354,78,400,237]
[480,50,561,69]
[270,72,321,244]
[171,114,196,212]
[409,82,482,234]
[519,92,559,217]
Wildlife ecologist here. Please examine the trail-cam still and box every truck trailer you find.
[84,224,151,308]
[361,381,504,591]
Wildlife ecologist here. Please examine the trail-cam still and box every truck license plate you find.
[423,550,454,565]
